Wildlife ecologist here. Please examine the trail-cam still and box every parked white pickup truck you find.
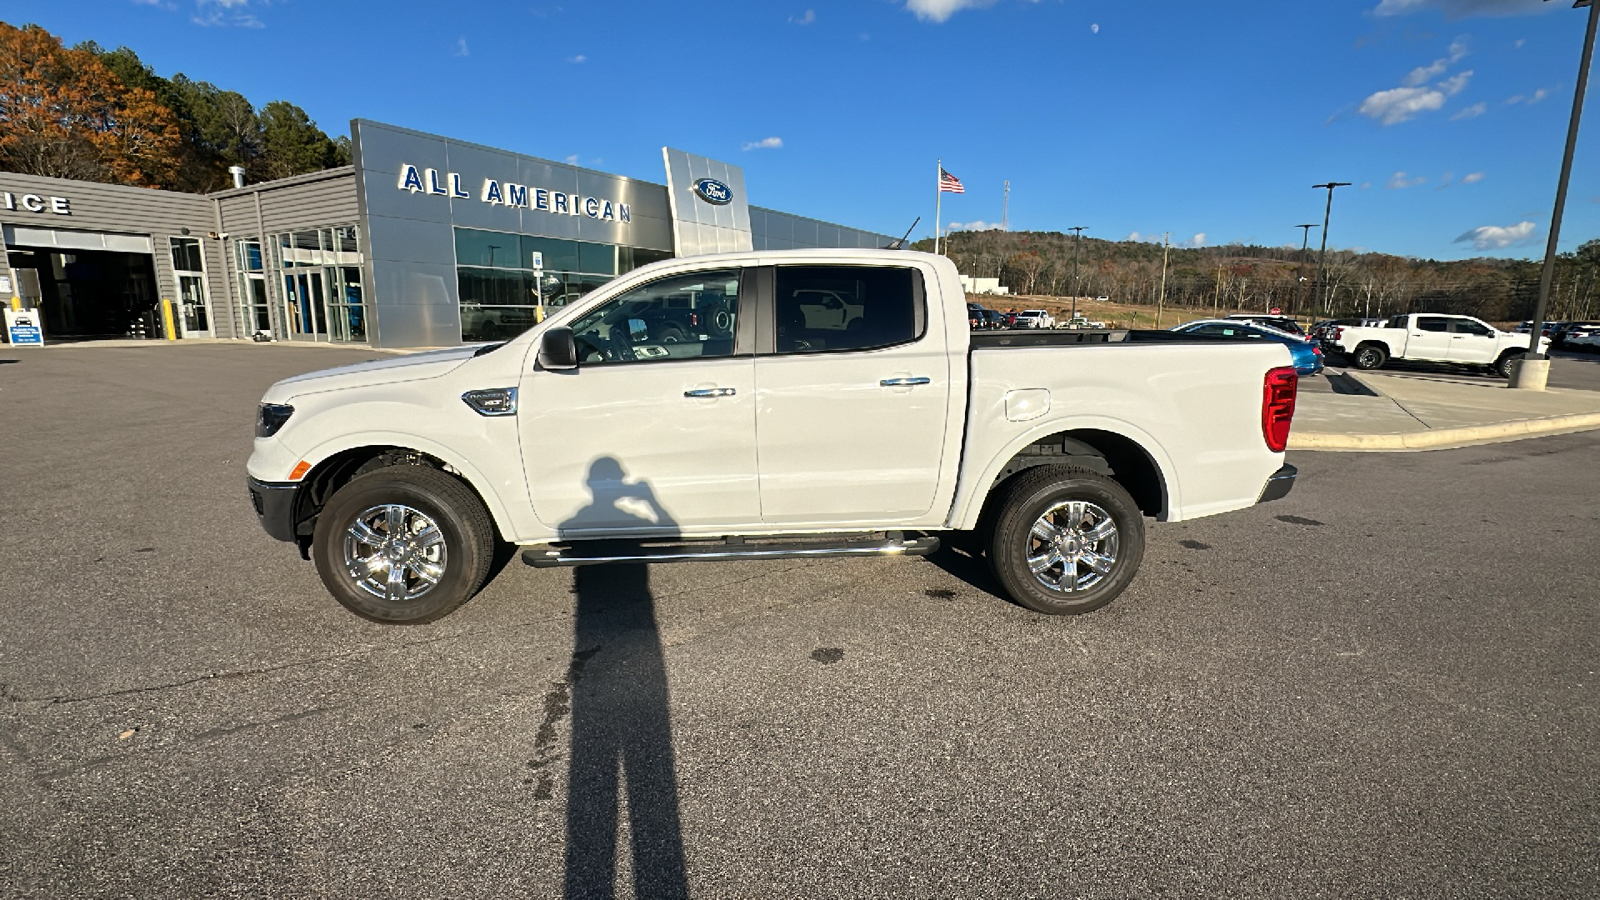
[1013,309,1057,329]
[248,250,1299,623]
[1329,313,1549,377]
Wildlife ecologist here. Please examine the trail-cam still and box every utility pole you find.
[1517,0,1598,389]
[1155,232,1170,329]
[1312,182,1351,316]
[1068,226,1087,320]
[1294,223,1319,319]
[1002,181,1010,232]
[1213,264,1223,317]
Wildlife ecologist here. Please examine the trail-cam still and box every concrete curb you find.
[1290,412,1600,451]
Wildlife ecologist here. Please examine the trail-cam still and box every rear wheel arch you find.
[977,428,1169,528]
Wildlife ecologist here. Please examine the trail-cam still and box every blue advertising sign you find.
[5,310,44,346]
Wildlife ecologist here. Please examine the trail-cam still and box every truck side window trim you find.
[764,264,929,357]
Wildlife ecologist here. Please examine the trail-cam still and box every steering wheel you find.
[606,329,637,362]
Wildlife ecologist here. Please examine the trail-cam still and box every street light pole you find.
[1068,226,1087,320]
[1516,0,1598,390]
[1312,182,1351,316]
[1294,223,1319,319]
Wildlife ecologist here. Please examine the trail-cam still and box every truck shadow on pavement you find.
[556,458,689,900]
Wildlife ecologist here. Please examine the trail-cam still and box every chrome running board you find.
[521,532,941,568]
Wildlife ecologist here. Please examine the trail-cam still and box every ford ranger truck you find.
[248,249,1298,623]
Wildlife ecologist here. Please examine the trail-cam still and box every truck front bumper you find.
[1256,463,1298,504]
[248,477,300,543]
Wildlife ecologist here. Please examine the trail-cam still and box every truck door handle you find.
[880,377,931,387]
[684,387,736,398]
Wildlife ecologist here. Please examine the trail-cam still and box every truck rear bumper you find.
[1256,463,1297,504]
[248,477,300,543]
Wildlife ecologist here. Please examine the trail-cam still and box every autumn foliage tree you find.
[0,22,181,187]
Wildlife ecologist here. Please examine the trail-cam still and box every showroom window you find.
[454,226,672,342]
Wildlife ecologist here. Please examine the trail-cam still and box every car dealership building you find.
[0,119,893,349]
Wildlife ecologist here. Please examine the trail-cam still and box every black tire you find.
[986,465,1145,615]
[1353,344,1388,370]
[656,325,687,344]
[312,467,496,624]
[1494,351,1523,379]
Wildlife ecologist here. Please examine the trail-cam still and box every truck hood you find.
[262,345,487,402]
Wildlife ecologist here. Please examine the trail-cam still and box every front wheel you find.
[312,467,496,624]
[1494,351,1523,379]
[986,465,1145,615]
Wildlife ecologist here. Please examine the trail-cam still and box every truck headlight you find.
[256,403,295,438]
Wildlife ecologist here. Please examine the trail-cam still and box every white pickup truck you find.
[248,250,1299,623]
[1013,309,1057,329]
[1329,313,1548,377]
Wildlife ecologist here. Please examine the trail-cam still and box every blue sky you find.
[10,0,1600,260]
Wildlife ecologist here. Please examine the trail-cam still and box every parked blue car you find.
[1171,318,1325,376]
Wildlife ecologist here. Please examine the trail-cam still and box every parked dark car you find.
[1225,313,1306,336]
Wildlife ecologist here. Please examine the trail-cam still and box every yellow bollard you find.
[10,296,19,311]
[161,298,178,340]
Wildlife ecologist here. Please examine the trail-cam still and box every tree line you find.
[919,229,1600,325]
[0,22,347,193]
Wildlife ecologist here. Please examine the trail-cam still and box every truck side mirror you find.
[537,326,578,370]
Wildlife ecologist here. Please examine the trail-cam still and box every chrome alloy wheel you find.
[1026,500,1120,593]
[343,504,448,604]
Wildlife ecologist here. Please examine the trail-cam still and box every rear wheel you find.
[312,467,495,624]
[1353,344,1388,370]
[986,465,1145,615]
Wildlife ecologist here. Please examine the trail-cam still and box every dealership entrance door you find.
[282,270,327,340]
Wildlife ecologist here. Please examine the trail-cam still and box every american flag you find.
[939,168,965,194]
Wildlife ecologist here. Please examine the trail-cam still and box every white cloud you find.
[949,220,1004,232]
[1190,233,1207,247]
[1090,23,1099,33]
[1387,171,1427,189]
[904,0,997,23]
[1461,171,1486,183]
[453,37,469,57]
[192,0,263,26]
[1124,231,1142,242]
[1373,0,1557,18]
[1451,101,1488,120]
[1455,221,1538,250]
[1403,38,1469,85]
[564,155,579,164]
[1514,39,1526,49]
[1360,86,1447,124]
[742,136,783,151]
[789,9,815,24]
[1439,69,1472,96]
[1361,181,1373,189]
[1528,87,1550,103]
[567,54,586,63]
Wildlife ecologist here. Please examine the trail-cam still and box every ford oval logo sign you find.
[693,178,733,205]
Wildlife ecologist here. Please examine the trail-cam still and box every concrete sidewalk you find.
[1291,369,1600,450]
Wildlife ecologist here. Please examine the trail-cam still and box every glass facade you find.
[233,225,367,342]
[454,226,671,342]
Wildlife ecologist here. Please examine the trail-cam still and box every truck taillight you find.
[1262,366,1297,453]
[1332,327,1343,340]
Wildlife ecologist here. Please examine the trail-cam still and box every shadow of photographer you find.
[557,457,688,900]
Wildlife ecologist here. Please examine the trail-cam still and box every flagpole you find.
[934,158,943,255]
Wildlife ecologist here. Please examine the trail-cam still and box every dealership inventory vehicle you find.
[1012,309,1057,329]
[1171,319,1324,376]
[248,250,1298,624]
[1330,313,1549,377]
[1225,313,1306,337]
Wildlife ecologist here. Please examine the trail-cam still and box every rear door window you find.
[773,266,923,354]
[1416,317,1451,333]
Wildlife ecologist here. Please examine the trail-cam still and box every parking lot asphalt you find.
[2,343,1598,899]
